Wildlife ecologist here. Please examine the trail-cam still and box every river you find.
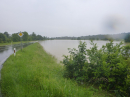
[39,40,121,62]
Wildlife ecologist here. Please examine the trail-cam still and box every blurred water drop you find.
[103,15,125,33]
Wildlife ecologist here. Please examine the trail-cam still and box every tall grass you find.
[1,43,112,97]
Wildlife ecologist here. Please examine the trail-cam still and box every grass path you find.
[1,43,112,97]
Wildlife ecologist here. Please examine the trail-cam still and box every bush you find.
[63,41,130,96]
[63,41,87,82]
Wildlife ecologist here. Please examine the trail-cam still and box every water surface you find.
[39,40,121,62]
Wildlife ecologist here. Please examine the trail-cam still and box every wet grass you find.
[1,43,114,97]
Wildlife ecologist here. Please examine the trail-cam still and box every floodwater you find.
[39,40,121,62]
[0,42,34,69]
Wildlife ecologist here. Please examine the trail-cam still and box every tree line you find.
[51,32,130,42]
[1,31,130,43]
[0,31,48,43]
[125,33,130,43]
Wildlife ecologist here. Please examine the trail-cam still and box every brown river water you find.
[39,40,121,63]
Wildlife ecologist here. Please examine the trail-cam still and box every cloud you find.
[0,0,130,37]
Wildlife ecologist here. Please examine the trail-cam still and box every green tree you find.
[4,32,12,42]
[77,37,81,40]
[28,35,32,41]
[32,32,37,40]
[36,35,43,40]
[12,33,20,42]
[4,31,9,38]
[22,31,28,41]
[0,33,7,43]
[43,36,48,40]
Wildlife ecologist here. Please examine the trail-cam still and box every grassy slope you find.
[1,43,112,97]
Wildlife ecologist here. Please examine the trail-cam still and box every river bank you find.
[1,42,113,97]
[0,41,35,46]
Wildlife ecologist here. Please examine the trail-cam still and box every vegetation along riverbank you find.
[62,41,130,97]
[0,41,33,46]
[0,31,48,46]
[1,42,114,97]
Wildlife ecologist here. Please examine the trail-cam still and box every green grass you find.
[125,43,130,45]
[1,43,113,97]
[0,41,32,46]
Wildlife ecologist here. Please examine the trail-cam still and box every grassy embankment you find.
[0,41,32,46]
[125,43,130,46]
[1,43,112,97]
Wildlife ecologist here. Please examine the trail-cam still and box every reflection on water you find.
[39,40,121,62]
[0,42,34,67]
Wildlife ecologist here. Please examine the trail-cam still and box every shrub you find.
[63,41,130,96]
[63,41,87,82]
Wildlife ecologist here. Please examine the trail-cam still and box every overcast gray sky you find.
[0,0,130,37]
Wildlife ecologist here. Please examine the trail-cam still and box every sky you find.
[0,0,130,37]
